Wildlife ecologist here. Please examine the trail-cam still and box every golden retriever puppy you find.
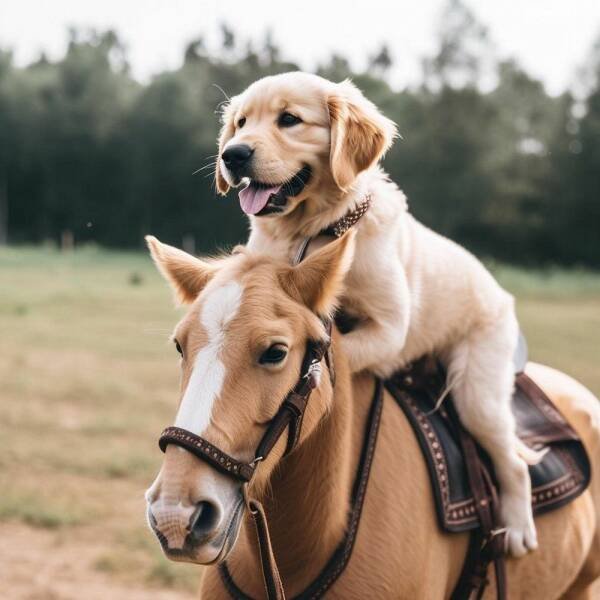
[215,71,540,557]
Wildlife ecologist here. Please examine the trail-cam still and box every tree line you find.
[1,1,599,266]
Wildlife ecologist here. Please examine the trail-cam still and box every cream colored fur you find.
[216,72,541,556]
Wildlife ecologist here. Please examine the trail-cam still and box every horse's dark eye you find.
[278,112,302,127]
[237,117,246,128]
[174,340,183,356]
[259,344,288,365]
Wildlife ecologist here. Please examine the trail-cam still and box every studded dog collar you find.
[322,193,372,238]
[293,193,372,265]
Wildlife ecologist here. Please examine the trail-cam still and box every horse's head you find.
[144,233,354,564]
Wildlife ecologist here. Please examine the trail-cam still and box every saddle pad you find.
[385,360,591,533]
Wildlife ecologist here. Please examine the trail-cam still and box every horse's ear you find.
[328,80,397,191]
[145,236,217,304]
[280,232,355,318]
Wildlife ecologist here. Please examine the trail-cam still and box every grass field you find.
[1,246,599,599]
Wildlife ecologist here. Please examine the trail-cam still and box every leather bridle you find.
[156,196,383,600]
[158,319,340,600]
[159,332,332,486]
[158,315,386,600]
[155,196,509,599]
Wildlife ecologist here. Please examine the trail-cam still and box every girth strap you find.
[451,418,507,600]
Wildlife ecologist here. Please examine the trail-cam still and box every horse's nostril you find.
[189,501,219,540]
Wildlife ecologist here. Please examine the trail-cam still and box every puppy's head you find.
[216,72,397,217]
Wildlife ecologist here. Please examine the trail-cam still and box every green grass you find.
[490,261,600,298]
[0,491,85,529]
[489,263,600,393]
[0,244,198,592]
[0,245,599,593]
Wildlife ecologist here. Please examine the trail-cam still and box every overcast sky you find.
[2,0,599,95]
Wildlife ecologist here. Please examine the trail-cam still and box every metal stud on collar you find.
[328,194,372,238]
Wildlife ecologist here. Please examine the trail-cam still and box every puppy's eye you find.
[278,112,302,128]
[237,117,246,128]
[259,344,288,365]
[174,339,183,356]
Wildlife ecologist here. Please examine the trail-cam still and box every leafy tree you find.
[544,38,600,266]
[0,19,598,267]
[369,44,393,74]
[423,0,495,91]
[0,50,15,244]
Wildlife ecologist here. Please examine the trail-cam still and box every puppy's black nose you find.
[221,144,254,176]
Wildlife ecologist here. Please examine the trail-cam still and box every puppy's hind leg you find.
[445,308,538,557]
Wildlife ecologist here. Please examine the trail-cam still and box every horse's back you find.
[341,366,600,599]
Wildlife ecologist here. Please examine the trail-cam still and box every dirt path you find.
[0,523,196,600]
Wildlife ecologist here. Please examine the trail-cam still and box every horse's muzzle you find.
[145,446,245,564]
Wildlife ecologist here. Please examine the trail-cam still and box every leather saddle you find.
[384,335,591,534]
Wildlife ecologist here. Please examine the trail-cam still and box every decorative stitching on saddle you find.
[531,447,585,508]
[400,390,479,527]
[397,386,589,530]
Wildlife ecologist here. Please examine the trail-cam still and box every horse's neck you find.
[225,359,368,596]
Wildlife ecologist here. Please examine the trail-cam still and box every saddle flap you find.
[513,375,579,446]
[386,361,591,533]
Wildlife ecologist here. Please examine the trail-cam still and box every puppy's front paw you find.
[501,494,538,557]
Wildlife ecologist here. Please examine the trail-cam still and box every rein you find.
[219,379,384,600]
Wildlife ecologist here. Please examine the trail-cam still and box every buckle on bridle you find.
[305,361,322,389]
[249,455,264,468]
[481,527,507,551]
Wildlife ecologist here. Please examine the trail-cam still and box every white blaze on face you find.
[174,281,243,434]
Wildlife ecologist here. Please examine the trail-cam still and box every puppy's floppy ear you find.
[328,80,397,191]
[145,236,218,304]
[215,97,239,195]
[279,231,356,318]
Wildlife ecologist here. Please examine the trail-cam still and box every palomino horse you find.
[144,234,600,599]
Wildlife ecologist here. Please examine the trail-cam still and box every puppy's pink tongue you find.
[239,184,281,215]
